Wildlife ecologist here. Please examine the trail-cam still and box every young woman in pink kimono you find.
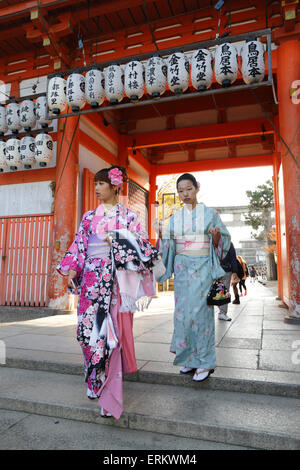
[57,166,158,419]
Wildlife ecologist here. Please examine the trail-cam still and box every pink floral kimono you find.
[57,203,158,419]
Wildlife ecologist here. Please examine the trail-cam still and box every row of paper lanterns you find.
[47,39,265,113]
[0,132,53,171]
[0,95,51,136]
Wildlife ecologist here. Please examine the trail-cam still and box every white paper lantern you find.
[0,105,8,136]
[20,135,36,169]
[85,68,105,108]
[105,64,124,104]
[145,55,167,99]
[0,139,7,172]
[20,99,36,131]
[6,136,21,170]
[66,73,86,112]
[214,42,238,87]
[35,131,53,167]
[48,74,67,115]
[167,52,189,94]
[6,100,21,134]
[191,48,213,91]
[241,39,265,85]
[36,94,52,128]
[125,60,144,101]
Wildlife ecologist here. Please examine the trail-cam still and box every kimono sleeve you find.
[211,209,231,259]
[57,211,92,279]
[156,216,176,283]
[128,211,158,259]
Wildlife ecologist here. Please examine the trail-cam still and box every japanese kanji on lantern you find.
[36,94,52,128]
[6,100,22,134]
[0,139,7,172]
[145,54,167,99]
[104,63,124,104]
[6,136,21,170]
[125,60,144,101]
[66,73,86,112]
[167,52,189,94]
[20,99,36,132]
[20,134,36,169]
[0,105,8,136]
[48,74,67,115]
[241,38,265,85]
[214,42,238,87]
[191,48,213,91]
[85,68,105,108]
[34,131,53,167]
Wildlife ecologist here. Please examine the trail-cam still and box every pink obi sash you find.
[175,237,210,256]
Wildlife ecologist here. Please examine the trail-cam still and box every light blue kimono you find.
[158,203,231,370]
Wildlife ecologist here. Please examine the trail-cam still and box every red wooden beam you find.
[79,129,118,166]
[128,119,275,149]
[0,167,55,185]
[155,153,274,175]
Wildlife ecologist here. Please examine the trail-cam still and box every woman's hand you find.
[67,269,77,289]
[208,226,221,247]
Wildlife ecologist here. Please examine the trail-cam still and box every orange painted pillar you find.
[48,115,80,310]
[272,152,283,300]
[119,134,129,203]
[148,167,157,246]
[277,39,300,318]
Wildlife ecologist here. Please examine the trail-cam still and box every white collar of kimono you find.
[163,203,205,240]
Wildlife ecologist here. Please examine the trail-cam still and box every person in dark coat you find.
[218,242,240,320]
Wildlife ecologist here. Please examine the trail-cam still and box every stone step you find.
[0,367,299,450]
[2,356,299,399]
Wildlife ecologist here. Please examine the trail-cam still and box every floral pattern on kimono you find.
[157,203,231,370]
[57,203,158,414]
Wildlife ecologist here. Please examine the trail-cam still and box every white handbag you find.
[152,257,166,281]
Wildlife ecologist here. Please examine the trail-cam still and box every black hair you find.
[176,173,198,189]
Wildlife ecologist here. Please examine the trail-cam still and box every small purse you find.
[152,257,166,281]
[207,279,231,306]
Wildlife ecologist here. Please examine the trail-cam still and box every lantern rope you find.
[142,0,159,52]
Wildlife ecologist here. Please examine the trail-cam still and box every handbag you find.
[152,257,166,281]
[207,279,231,306]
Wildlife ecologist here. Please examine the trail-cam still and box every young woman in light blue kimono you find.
[156,173,231,382]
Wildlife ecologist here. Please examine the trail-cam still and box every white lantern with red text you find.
[167,52,189,94]
[85,68,105,108]
[125,60,144,101]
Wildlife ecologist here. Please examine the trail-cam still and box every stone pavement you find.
[1,280,299,386]
[0,280,300,450]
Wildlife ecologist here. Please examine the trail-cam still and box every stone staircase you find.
[1,357,299,450]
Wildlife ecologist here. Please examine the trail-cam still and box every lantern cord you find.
[55,115,80,196]
[142,0,159,51]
